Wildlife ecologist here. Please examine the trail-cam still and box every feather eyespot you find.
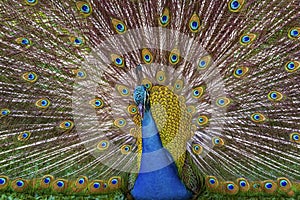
[16,37,32,47]
[206,176,219,189]
[116,85,130,96]
[197,115,209,126]
[192,144,203,155]
[0,109,10,117]
[285,61,299,73]
[112,19,127,34]
[11,179,28,192]
[198,55,212,70]
[237,178,250,192]
[127,105,138,115]
[240,33,256,45]
[290,132,299,143]
[36,98,50,109]
[212,136,224,147]
[174,79,184,92]
[18,131,31,141]
[0,176,9,190]
[97,140,109,150]
[169,48,180,64]
[159,8,170,27]
[228,0,244,12]
[233,66,249,78]
[216,97,231,107]
[22,72,38,83]
[288,27,300,39]
[89,98,104,109]
[267,91,283,101]
[25,0,38,5]
[141,49,153,64]
[114,118,126,128]
[262,180,277,193]
[69,37,84,47]
[141,79,152,89]
[192,86,205,98]
[59,120,74,130]
[121,145,132,154]
[76,2,92,17]
[156,71,166,83]
[224,182,239,194]
[251,112,266,123]
[189,13,201,33]
[111,54,125,67]
[108,176,121,189]
[277,177,292,192]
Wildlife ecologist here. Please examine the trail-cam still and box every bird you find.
[0,0,299,199]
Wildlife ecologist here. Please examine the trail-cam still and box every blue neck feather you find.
[131,110,192,200]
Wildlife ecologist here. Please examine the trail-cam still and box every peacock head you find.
[133,85,150,119]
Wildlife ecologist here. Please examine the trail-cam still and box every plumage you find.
[0,0,300,199]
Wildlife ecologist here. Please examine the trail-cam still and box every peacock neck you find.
[131,110,192,200]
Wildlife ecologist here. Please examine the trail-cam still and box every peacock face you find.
[133,85,149,119]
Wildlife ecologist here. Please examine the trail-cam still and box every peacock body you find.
[0,0,300,199]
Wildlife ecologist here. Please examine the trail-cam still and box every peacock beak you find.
[138,103,144,120]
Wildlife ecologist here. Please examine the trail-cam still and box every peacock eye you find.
[209,178,216,185]
[36,98,51,109]
[112,19,127,34]
[239,181,246,187]
[216,97,231,107]
[97,140,110,150]
[22,72,38,83]
[81,4,90,13]
[93,182,100,188]
[1,109,11,117]
[227,183,234,190]
[142,78,152,90]
[116,85,130,96]
[212,136,224,147]
[121,145,132,154]
[192,144,203,155]
[127,105,138,115]
[174,79,184,91]
[16,180,24,187]
[78,178,85,184]
[264,182,273,189]
[169,49,180,65]
[288,27,300,39]
[156,71,166,83]
[228,0,244,12]
[59,120,74,130]
[89,98,104,109]
[43,177,51,184]
[161,15,168,24]
[279,180,287,187]
[57,180,64,188]
[285,60,299,73]
[197,115,209,126]
[76,1,92,17]
[233,66,249,78]
[251,112,266,123]
[0,177,7,185]
[290,132,300,143]
[141,49,153,64]
[267,91,283,101]
[239,33,256,45]
[18,131,31,141]
[192,86,205,98]
[159,8,170,26]
[114,118,126,128]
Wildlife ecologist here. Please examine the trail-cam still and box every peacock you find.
[0,0,300,199]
